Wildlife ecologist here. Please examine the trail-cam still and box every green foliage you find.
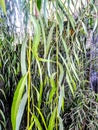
[63,89,98,130]
[0,0,98,130]
[37,0,42,11]
[48,107,57,130]
[0,89,6,129]
[0,0,6,14]
[11,73,27,130]
[30,114,43,130]
[31,16,41,59]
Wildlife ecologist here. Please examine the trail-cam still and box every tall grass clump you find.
[0,0,98,130]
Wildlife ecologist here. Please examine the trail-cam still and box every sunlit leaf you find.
[31,16,41,59]
[0,0,6,15]
[36,60,43,108]
[61,37,70,60]
[47,47,53,77]
[59,52,72,82]
[28,121,34,130]
[81,21,88,35]
[59,117,64,130]
[58,62,64,86]
[48,107,57,130]
[58,85,64,115]
[42,0,48,25]
[66,73,74,96]
[16,92,27,130]
[56,12,63,35]
[30,114,42,130]
[49,73,56,102]
[46,24,55,57]
[21,39,27,76]
[35,106,48,130]
[71,57,80,82]
[11,73,28,130]
[93,19,98,32]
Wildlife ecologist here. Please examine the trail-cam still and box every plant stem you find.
[56,14,59,130]
[27,0,32,129]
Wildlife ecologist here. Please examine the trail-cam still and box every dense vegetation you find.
[0,0,98,130]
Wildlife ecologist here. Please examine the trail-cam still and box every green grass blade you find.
[59,52,71,81]
[66,73,74,96]
[21,39,27,76]
[59,117,64,130]
[56,12,63,35]
[36,60,43,108]
[16,92,27,130]
[71,57,80,82]
[30,114,42,130]
[93,18,98,32]
[39,17,46,58]
[35,106,48,130]
[31,16,41,59]
[58,0,75,30]
[49,73,56,102]
[47,47,53,77]
[61,37,70,60]
[58,62,64,86]
[81,21,88,35]
[58,85,64,115]
[42,0,48,25]
[48,107,57,130]
[0,89,6,100]
[46,24,55,57]
[0,109,6,124]
[11,73,28,130]
[28,121,34,130]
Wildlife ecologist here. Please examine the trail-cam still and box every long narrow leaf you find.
[59,117,64,130]
[36,60,43,108]
[16,92,27,130]
[48,107,57,130]
[35,106,48,130]
[46,24,55,57]
[58,85,64,115]
[0,109,6,124]
[21,39,27,76]
[49,73,56,102]
[58,62,64,86]
[39,17,46,58]
[11,73,28,130]
[66,73,74,96]
[31,16,41,59]
[30,114,42,130]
